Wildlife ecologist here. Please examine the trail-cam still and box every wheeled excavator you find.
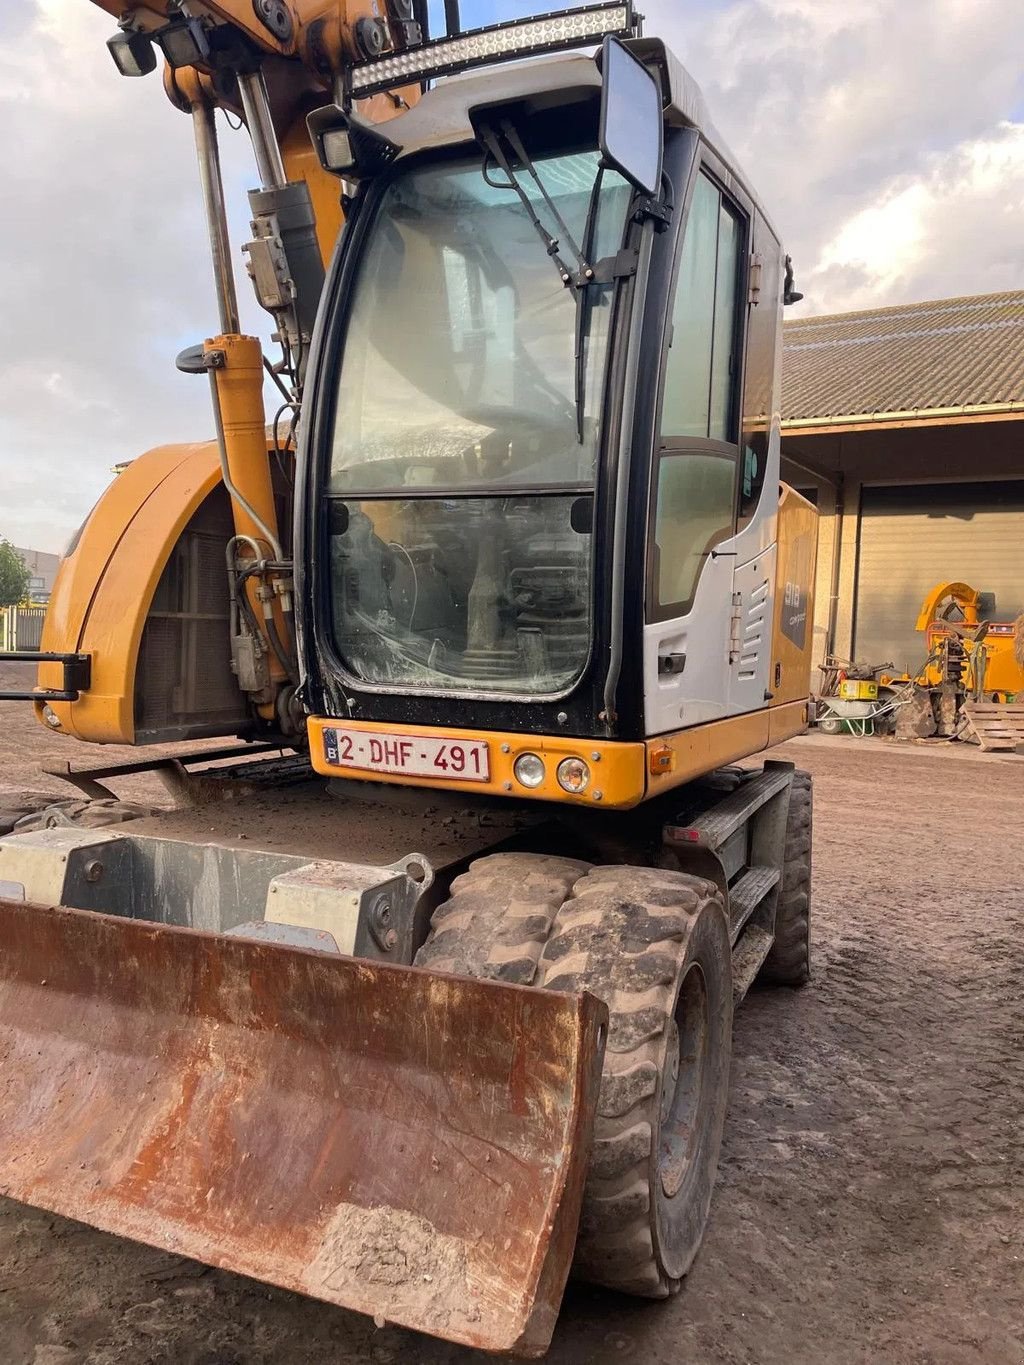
[0,2,817,1354]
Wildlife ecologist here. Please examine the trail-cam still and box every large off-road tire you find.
[0,793,157,836]
[758,768,812,987]
[414,851,590,983]
[537,867,733,1297]
[0,791,55,836]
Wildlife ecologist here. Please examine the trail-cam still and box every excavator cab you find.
[1,7,817,1356]
[295,34,814,801]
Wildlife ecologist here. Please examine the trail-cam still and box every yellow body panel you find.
[769,484,818,708]
[647,709,770,799]
[37,442,223,743]
[920,633,1024,696]
[308,703,811,810]
[970,641,1023,696]
[307,717,648,809]
[768,697,811,746]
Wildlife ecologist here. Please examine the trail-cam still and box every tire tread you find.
[759,769,812,986]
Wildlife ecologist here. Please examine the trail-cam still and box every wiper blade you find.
[574,166,605,444]
[478,121,588,290]
[478,119,605,444]
[499,122,592,276]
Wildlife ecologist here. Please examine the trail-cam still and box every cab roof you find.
[355,37,771,232]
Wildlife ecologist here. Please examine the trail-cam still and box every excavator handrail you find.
[0,652,91,702]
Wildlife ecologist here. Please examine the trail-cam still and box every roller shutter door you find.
[854,480,1024,674]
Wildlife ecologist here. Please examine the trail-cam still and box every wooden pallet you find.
[962,702,1024,752]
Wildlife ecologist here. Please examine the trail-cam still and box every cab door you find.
[642,164,776,736]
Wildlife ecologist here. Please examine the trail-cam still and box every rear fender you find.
[38,441,224,743]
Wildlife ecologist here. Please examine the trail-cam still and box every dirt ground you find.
[2,674,1023,1365]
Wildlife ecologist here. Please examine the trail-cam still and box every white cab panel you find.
[643,431,781,737]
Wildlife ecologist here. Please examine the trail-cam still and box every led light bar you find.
[348,2,637,99]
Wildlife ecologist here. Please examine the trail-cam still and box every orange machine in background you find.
[914,581,1023,701]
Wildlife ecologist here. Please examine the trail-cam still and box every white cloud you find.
[0,0,271,551]
[809,122,1024,311]
[648,0,1024,313]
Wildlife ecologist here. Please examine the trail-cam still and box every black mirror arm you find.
[784,254,804,305]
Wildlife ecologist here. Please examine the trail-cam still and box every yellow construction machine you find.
[0,2,816,1354]
[914,581,1024,700]
[817,581,1024,741]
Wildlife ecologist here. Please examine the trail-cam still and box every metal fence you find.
[0,607,47,652]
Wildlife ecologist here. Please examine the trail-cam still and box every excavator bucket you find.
[0,897,606,1356]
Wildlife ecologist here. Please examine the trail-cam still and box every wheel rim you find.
[657,964,709,1204]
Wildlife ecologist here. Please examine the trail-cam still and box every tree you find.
[0,540,32,608]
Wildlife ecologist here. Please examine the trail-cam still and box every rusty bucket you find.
[0,898,605,1355]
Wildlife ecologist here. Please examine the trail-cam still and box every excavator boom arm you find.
[87,0,426,260]
[88,0,428,78]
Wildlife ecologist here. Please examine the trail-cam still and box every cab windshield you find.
[327,149,631,694]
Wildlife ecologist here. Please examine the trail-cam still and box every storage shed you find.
[781,290,1024,676]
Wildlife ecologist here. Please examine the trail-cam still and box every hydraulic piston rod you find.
[190,98,240,336]
[237,70,288,190]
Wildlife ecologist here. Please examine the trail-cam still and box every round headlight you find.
[556,757,590,793]
[513,753,545,789]
[42,704,62,730]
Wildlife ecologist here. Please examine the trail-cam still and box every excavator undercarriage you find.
[0,750,811,1351]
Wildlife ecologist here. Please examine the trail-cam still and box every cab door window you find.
[649,170,745,619]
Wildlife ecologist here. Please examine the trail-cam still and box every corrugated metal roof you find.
[781,290,1024,426]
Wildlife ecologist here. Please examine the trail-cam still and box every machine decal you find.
[779,528,815,650]
[781,578,808,649]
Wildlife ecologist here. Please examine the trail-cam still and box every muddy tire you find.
[537,866,733,1297]
[414,852,590,984]
[873,687,900,735]
[0,791,60,836]
[758,769,812,987]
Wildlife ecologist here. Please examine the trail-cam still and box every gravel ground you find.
[2,677,1023,1365]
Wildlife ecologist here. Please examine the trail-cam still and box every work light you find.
[308,108,402,177]
[155,17,212,70]
[556,756,591,793]
[348,2,636,98]
[106,28,157,78]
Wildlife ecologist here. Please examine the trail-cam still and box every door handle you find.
[658,652,686,675]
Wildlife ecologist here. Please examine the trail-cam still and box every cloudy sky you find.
[3,0,1022,551]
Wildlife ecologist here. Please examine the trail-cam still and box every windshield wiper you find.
[574,166,606,443]
[478,120,604,443]
[478,120,590,288]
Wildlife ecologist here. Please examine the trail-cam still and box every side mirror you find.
[598,37,663,197]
